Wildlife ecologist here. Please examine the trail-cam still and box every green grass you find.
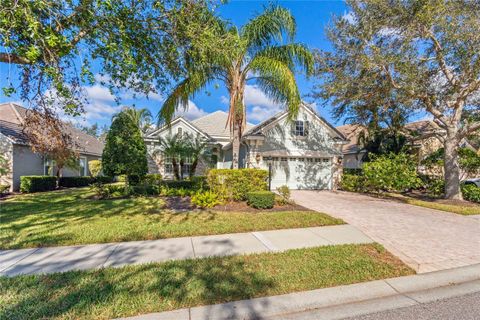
[385,193,480,216]
[0,243,414,320]
[0,187,344,249]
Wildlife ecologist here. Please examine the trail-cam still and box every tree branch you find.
[460,121,480,138]
[426,30,458,87]
[0,53,31,65]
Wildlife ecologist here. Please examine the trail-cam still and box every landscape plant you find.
[207,169,268,201]
[88,160,102,177]
[276,185,291,205]
[159,5,313,169]
[246,191,276,209]
[461,184,480,203]
[20,176,57,193]
[191,190,222,208]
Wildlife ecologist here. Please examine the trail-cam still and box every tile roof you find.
[0,103,104,156]
[335,124,367,154]
[191,110,254,138]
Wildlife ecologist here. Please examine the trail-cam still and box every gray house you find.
[145,103,348,190]
[0,103,104,191]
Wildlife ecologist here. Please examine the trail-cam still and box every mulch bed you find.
[163,196,196,211]
[212,201,312,212]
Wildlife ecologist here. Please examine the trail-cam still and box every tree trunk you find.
[190,159,198,179]
[444,129,462,200]
[232,123,240,169]
[172,158,180,180]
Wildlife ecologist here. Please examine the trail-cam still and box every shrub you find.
[246,191,275,209]
[88,160,102,177]
[160,180,197,190]
[461,184,480,203]
[340,173,366,192]
[276,185,291,205]
[191,190,222,208]
[0,184,10,194]
[362,153,421,192]
[419,175,445,198]
[207,169,268,201]
[129,184,160,196]
[91,183,125,199]
[20,176,57,193]
[116,175,127,182]
[93,176,114,184]
[59,176,93,188]
[343,168,363,176]
[159,186,195,197]
[143,174,162,185]
[191,176,207,189]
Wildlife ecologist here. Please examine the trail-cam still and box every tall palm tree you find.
[157,133,188,180]
[185,134,210,178]
[158,6,313,168]
[122,107,153,134]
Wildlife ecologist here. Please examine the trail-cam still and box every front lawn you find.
[0,243,414,320]
[0,187,344,249]
[386,193,480,216]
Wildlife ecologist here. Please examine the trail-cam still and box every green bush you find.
[461,184,480,203]
[191,190,222,208]
[343,168,363,176]
[129,184,160,196]
[276,185,291,205]
[362,153,421,192]
[116,175,127,182]
[207,169,268,201]
[93,176,114,184]
[246,191,275,209]
[20,176,57,193]
[419,175,445,198]
[0,184,10,194]
[340,173,365,192]
[159,186,195,197]
[160,180,197,190]
[59,176,93,188]
[143,174,162,185]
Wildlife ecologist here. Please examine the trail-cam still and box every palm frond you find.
[253,43,314,77]
[248,55,302,118]
[241,5,296,49]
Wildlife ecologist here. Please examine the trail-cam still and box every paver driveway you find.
[292,191,480,273]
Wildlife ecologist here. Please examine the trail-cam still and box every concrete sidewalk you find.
[0,225,372,277]
[117,263,480,320]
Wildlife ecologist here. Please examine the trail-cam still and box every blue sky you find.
[2,1,423,129]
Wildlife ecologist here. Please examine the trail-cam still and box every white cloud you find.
[175,100,208,120]
[220,95,229,105]
[84,85,115,102]
[248,104,283,123]
[244,85,279,108]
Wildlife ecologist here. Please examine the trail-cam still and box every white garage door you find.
[268,157,332,190]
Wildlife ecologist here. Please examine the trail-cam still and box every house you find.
[336,124,367,169]
[0,103,104,191]
[145,103,348,190]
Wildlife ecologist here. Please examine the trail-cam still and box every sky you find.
[0,1,425,129]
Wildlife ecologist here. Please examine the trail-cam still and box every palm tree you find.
[122,107,153,134]
[158,6,313,168]
[157,133,188,180]
[185,134,210,178]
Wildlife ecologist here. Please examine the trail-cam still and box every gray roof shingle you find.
[191,111,254,138]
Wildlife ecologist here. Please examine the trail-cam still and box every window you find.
[323,158,330,163]
[177,127,183,137]
[306,158,313,162]
[280,157,288,162]
[294,121,309,137]
[44,159,56,176]
[79,157,87,176]
[164,157,173,174]
[181,157,192,177]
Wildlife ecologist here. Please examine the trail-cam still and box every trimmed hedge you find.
[59,176,93,188]
[160,180,197,190]
[207,169,268,201]
[246,191,275,209]
[462,184,480,203]
[20,176,57,193]
[0,184,10,194]
[143,174,162,185]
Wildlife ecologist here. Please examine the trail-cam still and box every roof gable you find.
[146,117,212,140]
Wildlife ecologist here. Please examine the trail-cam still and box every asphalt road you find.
[347,292,480,320]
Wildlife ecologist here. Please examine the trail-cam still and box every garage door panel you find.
[269,157,331,190]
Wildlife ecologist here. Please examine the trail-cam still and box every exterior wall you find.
[11,144,44,191]
[0,133,13,189]
[343,152,365,169]
[61,154,101,177]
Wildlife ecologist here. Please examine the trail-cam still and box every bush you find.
[276,185,291,205]
[461,184,480,203]
[160,180,197,190]
[116,175,127,182]
[129,184,160,196]
[143,174,162,185]
[59,176,93,188]
[20,176,57,193]
[340,173,366,192]
[88,160,102,177]
[0,184,10,194]
[362,153,421,192]
[159,186,195,197]
[343,168,363,176]
[191,176,207,189]
[191,190,222,208]
[419,175,445,198]
[246,191,275,209]
[93,176,114,184]
[207,169,268,201]
[91,183,125,199]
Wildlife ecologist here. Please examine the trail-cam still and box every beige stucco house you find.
[145,103,348,190]
[0,103,104,191]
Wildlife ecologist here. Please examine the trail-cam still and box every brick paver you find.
[292,191,480,273]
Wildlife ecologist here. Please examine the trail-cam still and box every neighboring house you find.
[0,103,104,191]
[336,124,367,169]
[145,103,348,190]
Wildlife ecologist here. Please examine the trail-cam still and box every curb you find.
[116,263,480,320]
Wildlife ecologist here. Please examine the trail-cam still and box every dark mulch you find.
[163,196,195,211]
[212,201,312,212]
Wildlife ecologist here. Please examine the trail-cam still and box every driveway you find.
[292,191,480,273]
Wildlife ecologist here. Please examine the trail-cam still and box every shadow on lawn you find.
[1,249,274,320]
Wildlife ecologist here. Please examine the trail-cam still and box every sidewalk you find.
[116,263,480,320]
[0,225,372,277]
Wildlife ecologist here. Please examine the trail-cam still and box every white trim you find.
[146,117,210,140]
[79,156,87,176]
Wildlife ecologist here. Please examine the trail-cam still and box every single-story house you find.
[0,103,104,191]
[145,103,348,190]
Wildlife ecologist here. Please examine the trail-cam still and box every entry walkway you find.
[292,190,480,273]
[0,225,372,277]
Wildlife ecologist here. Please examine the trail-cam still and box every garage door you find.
[268,157,332,190]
